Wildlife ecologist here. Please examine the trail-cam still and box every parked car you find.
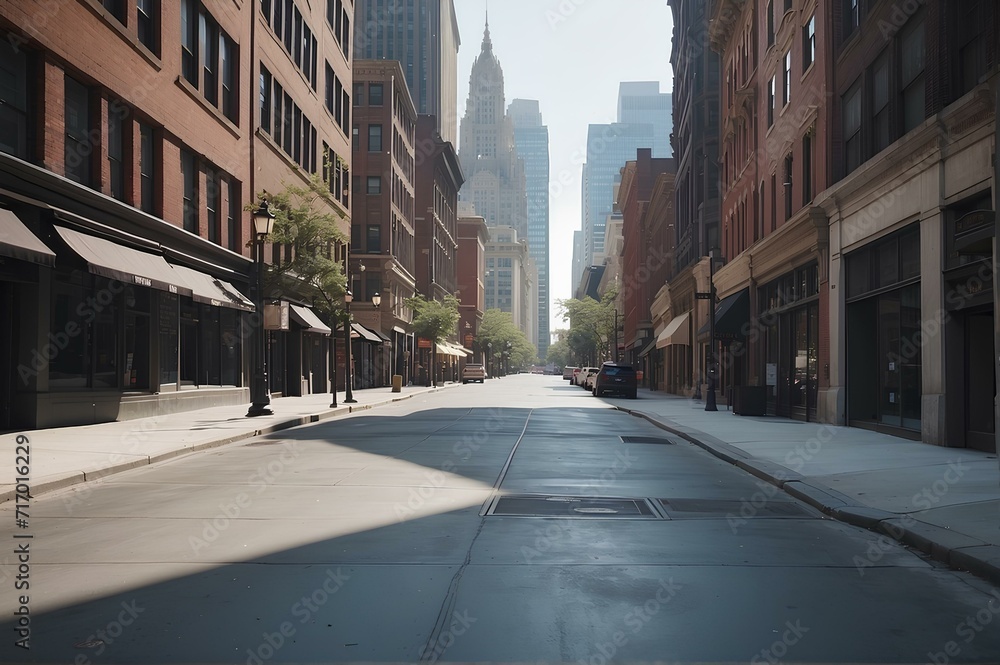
[592,363,637,398]
[579,367,601,390]
[571,367,584,385]
[562,366,578,381]
[462,363,487,384]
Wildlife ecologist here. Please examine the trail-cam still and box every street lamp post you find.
[705,249,719,412]
[343,289,356,403]
[371,292,382,387]
[247,201,275,417]
[487,342,493,378]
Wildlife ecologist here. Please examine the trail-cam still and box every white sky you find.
[453,0,674,336]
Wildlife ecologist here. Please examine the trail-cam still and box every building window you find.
[366,225,381,253]
[369,83,384,106]
[768,76,775,126]
[206,169,219,244]
[0,37,29,160]
[802,134,812,204]
[341,89,350,132]
[783,0,791,12]
[900,19,925,134]
[367,176,381,195]
[108,104,125,201]
[102,0,126,23]
[137,0,158,53]
[181,0,198,84]
[325,62,334,114]
[843,82,862,174]
[352,125,359,151]
[64,76,91,186]
[782,50,791,105]
[766,0,774,46]
[353,82,364,106]
[770,173,776,232]
[221,35,236,120]
[181,150,197,233]
[783,154,793,220]
[139,123,155,214]
[844,0,859,37]
[803,15,815,70]
[341,12,350,58]
[227,179,239,251]
[259,66,272,134]
[368,124,382,152]
[872,51,891,153]
[182,1,237,121]
[955,1,987,98]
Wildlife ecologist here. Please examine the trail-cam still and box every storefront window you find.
[179,298,198,386]
[221,309,241,386]
[199,304,221,385]
[50,279,89,389]
[158,292,179,385]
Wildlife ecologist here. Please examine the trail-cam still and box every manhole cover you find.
[489,495,658,518]
[658,498,814,518]
[620,436,675,445]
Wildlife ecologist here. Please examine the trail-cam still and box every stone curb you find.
[617,405,1000,588]
[2,385,457,505]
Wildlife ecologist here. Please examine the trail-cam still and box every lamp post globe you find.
[247,200,275,417]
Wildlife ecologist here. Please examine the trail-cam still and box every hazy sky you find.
[453,0,674,335]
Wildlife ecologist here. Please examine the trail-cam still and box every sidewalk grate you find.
[658,498,815,519]
[488,495,659,518]
[620,435,675,445]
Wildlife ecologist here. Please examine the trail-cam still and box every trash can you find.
[392,374,403,393]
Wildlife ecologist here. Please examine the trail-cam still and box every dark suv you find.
[592,363,637,399]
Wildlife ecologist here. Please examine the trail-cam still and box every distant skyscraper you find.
[354,0,460,144]
[617,82,673,158]
[580,82,673,269]
[572,230,585,297]
[508,99,550,359]
[458,18,531,341]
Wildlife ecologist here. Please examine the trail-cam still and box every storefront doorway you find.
[964,308,995,451]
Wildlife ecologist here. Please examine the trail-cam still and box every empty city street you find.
[2,374,1000,664]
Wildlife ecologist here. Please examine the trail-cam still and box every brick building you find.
[351,59,417,386]
[708,0,833,421]
[0,0,353,429]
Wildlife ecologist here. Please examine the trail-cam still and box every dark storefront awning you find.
[290,305,332,335]
[637,337,659,358]
[351,322,383,343]
[698,288,750,341]
[0,209,55,266]
[171,264,254,311]
[55,225,192,295]
[371,328,391,342]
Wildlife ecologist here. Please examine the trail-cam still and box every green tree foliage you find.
[253,172,349,320]
[405,294,461,344]
[545,334,571,369]
[477,309,538,369]
[557,288,618,365]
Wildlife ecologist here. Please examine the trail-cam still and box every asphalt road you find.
[3,375,1000,663]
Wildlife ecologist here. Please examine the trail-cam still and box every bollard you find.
[392,374,403,393]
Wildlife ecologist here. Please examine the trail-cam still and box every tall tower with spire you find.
[458,17,534,350]
[458,18,526,238]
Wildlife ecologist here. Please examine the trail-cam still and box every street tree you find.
[405,294,460,386]
[477,309,537,374]
[557,287,618,365]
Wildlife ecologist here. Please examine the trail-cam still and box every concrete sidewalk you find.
[616,389,1000,586]
[1,383,458,503]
